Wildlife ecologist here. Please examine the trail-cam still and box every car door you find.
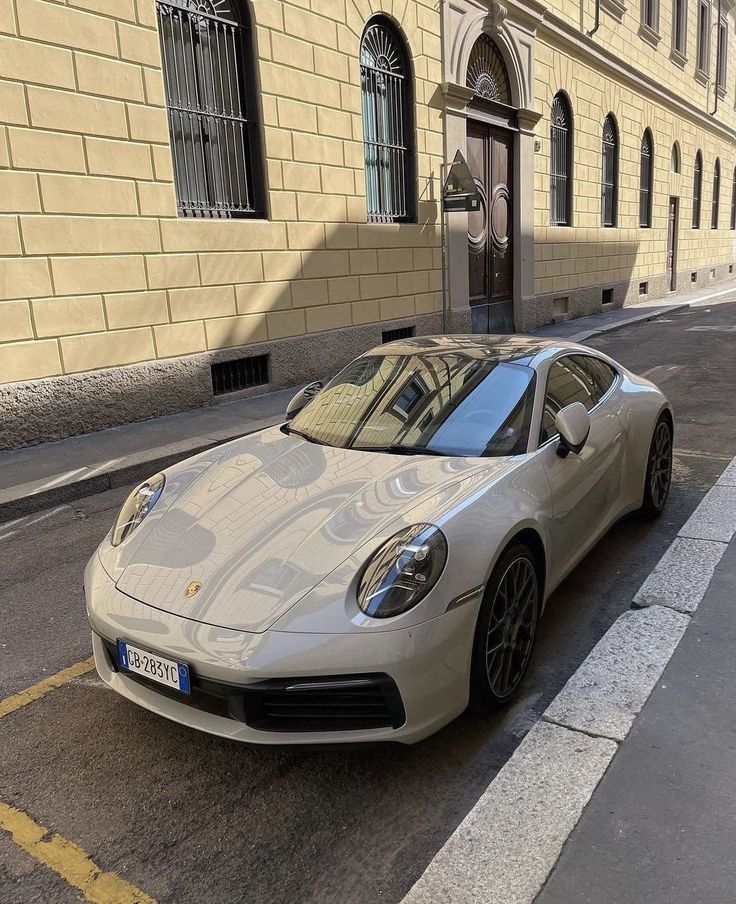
[538,354,625,586]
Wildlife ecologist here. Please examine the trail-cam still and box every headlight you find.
[111,473,165,547]
[357,523,447,618]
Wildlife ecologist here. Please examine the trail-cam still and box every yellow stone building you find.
[0,0,734,447]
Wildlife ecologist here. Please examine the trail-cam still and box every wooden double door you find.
[467,121,514,333]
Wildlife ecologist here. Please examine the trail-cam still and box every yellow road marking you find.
[0,657,95,720]
[0,802,157,904]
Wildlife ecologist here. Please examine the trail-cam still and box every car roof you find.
[365,334,592,367]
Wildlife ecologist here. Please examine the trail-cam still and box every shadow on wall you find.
[524,231,642,330]
[2,220,446,451]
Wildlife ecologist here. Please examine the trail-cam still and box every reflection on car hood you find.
[116,426,514,632]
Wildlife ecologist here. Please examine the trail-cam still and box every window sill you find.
[670,47,688,68]
[639,23,661,47]
[716,84,727,99]
[694,67,710,86]
[601,0,627,22]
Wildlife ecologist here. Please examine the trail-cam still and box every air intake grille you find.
[245,675,406,732]
[211,354,269,395]
[382,326,415,343]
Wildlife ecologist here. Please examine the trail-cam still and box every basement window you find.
[382,326,415,343]
[639,281,649,296]
[691,272,698,283]
[601,288,614,307]
[553,296,569,317]
[211,354,269,396]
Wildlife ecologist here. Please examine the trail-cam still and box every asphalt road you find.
[2,298,736,904]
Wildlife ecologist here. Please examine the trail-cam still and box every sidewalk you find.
[2,277,735,521]
[536,532,736,904]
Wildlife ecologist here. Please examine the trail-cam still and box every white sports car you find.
[85,335,673,745]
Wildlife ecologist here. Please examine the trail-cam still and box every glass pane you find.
[291,353,536,457]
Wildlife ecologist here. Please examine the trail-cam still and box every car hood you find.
[115,427,514,632]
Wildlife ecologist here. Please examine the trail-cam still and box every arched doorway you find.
[465,34,516,333]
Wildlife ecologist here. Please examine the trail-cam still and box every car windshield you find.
[289,351,536,457]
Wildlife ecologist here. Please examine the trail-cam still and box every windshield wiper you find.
[352,444,451,457]
[280,424,328,445]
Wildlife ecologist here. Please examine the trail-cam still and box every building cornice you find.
[534,7,736,145]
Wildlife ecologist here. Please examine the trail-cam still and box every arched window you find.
[360,18,415,223]
[671,142,680,173]
[157,0,263,218]
[550,93,573,226]
[466,34,511,104]
[601,114,618,227]
[693,151,703,228]
[731,166,736,230]
[711,158,721,229]
[639,129,654,227]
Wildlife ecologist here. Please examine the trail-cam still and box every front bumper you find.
[85,553,479,745]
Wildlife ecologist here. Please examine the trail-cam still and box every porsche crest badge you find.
[184,580,203,599]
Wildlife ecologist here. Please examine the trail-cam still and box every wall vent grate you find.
[211,355,269,396]
[382,326,415,343]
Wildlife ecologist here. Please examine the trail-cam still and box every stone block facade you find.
[0,0,443,447]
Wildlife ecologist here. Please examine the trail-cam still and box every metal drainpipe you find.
[711,0,722,115]
[588,0,601,37]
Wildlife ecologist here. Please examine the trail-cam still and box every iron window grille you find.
[360,19,415,224]
[693,151,703,228]
[466,34,511,104]
[639,129,653,228]
[156,0,262,219]
[712,159,721,229]
[601,115,618,227]
[731,167,736,230]
[673,0,687,52]
[550,94,572,226]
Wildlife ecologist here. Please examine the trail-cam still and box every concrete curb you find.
[566,301,689,342]
[402,454,736,904]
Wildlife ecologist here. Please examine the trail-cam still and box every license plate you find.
[117,640,190,694]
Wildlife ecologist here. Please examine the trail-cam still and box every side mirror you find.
[285,380,324,420]
[555,402,590,458]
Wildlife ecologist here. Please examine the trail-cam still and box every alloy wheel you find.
[485,557,538,699]
[649,420,673,510]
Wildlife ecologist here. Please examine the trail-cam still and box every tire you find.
[638,413,673,520]
[469,542,541,714]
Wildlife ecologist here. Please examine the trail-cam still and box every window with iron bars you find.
[639,129,653,228]
[712,159,721,229]
[550,93,572,226]
[692,151,703,228]
[601,115,618,227]
[360,19,415,223]
[156,0,263,218]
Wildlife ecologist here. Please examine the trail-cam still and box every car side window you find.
[540,358,595,443]
[573,355,617,401]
